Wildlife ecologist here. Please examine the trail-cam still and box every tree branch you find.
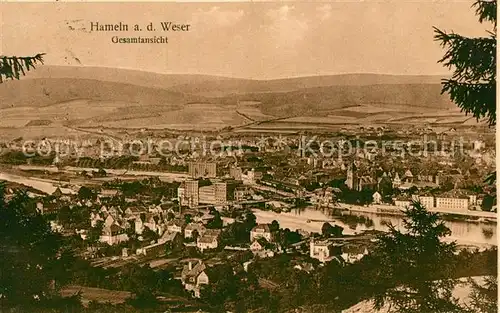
[0,53,46,83]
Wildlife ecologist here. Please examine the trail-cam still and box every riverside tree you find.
[369,201,462,313]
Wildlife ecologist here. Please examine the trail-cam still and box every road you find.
[62,124,122,143]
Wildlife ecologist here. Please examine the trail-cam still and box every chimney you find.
[188,261,192,270]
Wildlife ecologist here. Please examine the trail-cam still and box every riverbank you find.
[0,172,75,195]
[252,207,497,247]
[337,203,497,221]
[15,165,189,181]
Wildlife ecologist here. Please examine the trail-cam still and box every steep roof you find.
[160,231,178,242]
[197,229,221,243]
[182,260,206,279]
[404,169,414,178]
[185,222,205,231]
[251,224,271,233]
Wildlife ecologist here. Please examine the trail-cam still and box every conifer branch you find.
[0,53,45,83]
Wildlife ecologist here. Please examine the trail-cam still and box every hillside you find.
[0,66,478,137]
[169,73,446,96]
[21,66,445,96]
[20,65,241,90]
[219,84,455,117]
[0,78,201,109]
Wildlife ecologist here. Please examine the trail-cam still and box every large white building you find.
[178,180,199,207]
[198,185,215,204]
[435,197,469,212]
[394,199,411,209]
[412,195,435,209]
[198,182,231,205]
[412,194,471,212]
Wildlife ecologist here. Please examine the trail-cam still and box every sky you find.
[0,1,493,79]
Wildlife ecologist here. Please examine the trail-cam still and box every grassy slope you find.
[0,66,465,132]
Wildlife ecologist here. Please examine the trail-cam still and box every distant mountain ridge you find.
[0,66,465,135]
[22,66,446,94]
[20,66,250,90]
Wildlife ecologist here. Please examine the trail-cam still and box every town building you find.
[199,185,216,204]
[346,163,376,191]
[100,224,129,245]
[435,196,469,212]
[178,180,199,207]
[309,239,341,263]
[189,162,217,178]
[341,245,369,263]
[166,219,184,233]
[184,222,206,239]
[229,166,243,180]
[412,194,472,212]
[394,198,412,209]
[136,240,168,257]
[250,238,275,258]
[181,260,209,298]
[392,172,402,187]
[234,187,253,201]
[346,163,358,190]
[197,229,222,251]
[411,195,435,209]
[250,224,273,242]
[242,169,263,185]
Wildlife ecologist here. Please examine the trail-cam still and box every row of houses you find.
[180,234,370,298]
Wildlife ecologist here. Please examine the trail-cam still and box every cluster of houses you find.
[309,238,369,264]
[82,203,232,256]
[177,223,371,298]
[346,166,440,192]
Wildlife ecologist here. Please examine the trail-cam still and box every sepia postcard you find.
[0,1,497,312]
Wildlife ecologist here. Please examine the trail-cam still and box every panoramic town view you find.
[0,1,497,313]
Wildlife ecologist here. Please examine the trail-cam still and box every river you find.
[1,170,496,247]
[253,207,497,247]
[0,172,75,195]
[16,165,189,181]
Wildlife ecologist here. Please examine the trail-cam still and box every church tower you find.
[346,162,358,190]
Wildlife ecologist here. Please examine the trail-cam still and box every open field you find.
[61,286,132,305]
[97,102,248,130]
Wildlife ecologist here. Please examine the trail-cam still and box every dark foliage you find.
[0,54,45,83]
[434,0,496,126]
